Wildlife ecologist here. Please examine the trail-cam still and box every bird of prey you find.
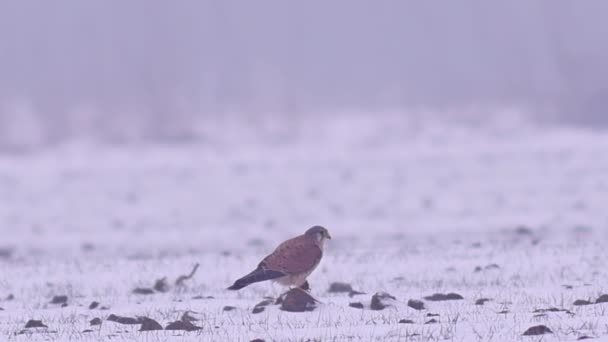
[228,226,331,291]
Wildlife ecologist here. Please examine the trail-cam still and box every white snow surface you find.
[0,116,608,341]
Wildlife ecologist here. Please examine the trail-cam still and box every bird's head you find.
[305,225,332,243]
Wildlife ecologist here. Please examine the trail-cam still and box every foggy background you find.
[1,1,607,149]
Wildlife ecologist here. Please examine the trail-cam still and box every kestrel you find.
[228,226,331,291]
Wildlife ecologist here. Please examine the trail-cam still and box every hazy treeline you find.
[0,1,607,147]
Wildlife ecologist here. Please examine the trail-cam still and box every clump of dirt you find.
[165,319,201,331]
[18,319,54,336]
[349,302,364,309]
[153,277,170,293]
[106,314,141,325]
[515,226,534,236]
[595,294,608,303]
[252,298,274,314]
[371,292,396,311]
[573,299,593,306]
[407,299,425,310]
[50,295,67,304]
[533,307,572,314]
[277,289,318,312]
[24,320,47,328]
[139,317,163,331]
[522,325,553,336]
[327,282,365,297]
[423,293,464,301]
[475,298,491,305]
[132,288,155,295]
[90,318,102,326]
[0,247,14,259]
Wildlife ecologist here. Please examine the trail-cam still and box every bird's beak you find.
[326,232,332,240]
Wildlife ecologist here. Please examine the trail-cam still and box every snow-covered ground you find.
[1,116,607,341]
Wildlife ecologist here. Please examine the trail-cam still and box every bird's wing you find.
[260,235,322,275]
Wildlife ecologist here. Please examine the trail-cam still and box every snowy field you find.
[1,117,608,341]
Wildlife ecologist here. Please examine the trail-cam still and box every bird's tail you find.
[227,267,286,290]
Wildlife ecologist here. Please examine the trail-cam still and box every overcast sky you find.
[0,1,607,145]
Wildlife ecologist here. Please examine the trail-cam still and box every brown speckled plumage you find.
[260,234,323,275]
[228,226,331,290]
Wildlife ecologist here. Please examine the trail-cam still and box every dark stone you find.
[107,314,141,325]
[423,293,464,301]
[474,266,483,272]
[398,319,414,324]
[497,310,509,314]
[578,336,593,340]
[61,303,68,308]
[475,298,491,305]
[89,301,99,309]
[424,319,438,324]
[371,292,396,311]
[50,295,68,304]
[82,329,93,333]
[223,306,236,312]
[251,339,266,342]
[407,299,425,310]
[153,277,170,293]
[6,294,14,301]
[573,299,593,306]
[139,317,163,331]
[522,325,553,336]
[596,294,608,303]
[90,318,102,326]
[279,289,318,312]
[165,320,202,331]
[132,288,155,295]
[426,313,440,317]
[349,302,364,309]
[25,320,47,328]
